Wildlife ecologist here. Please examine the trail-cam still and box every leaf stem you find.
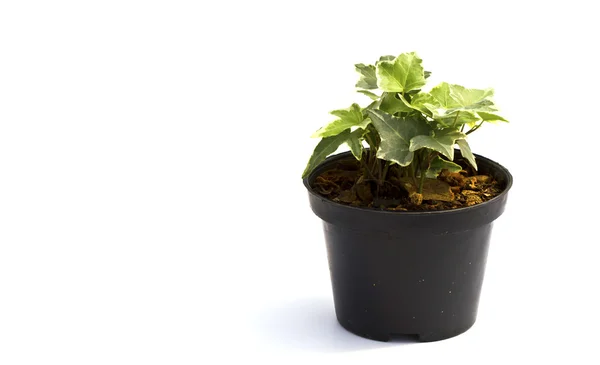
[466,120,484,135]
[360,153,377,180]
[452,111,461,128]
[382,161,391,182]
[370,156,378,178]
[364,133,376,153]
[418,167,427,194]
[417,150,430,194]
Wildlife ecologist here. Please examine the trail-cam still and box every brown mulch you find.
[312,160,503,211]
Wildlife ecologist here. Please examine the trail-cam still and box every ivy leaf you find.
[398,92,433,116]
[426,156,463,178]
[438,84,497,118]
[312,103,368,138]
[409,128,466,160]
[477,111,509,123]
[429,82,460,109]
[357,90,380,100]
[449,84,495,111]
[366,109,431,166]
[302,129,351,178]
[438,110,480,128]
[355,64,377,90]
[380,92,412,114]
[376,52,426,93]
[424,82,498,115]
[456,139,477,170]
[379,55,396,61]
[346,128,365,160]
[399,92,479,128]
[329,103,363,120]
[405,83,499,129]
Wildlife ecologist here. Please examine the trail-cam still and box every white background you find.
[1,0,599,364]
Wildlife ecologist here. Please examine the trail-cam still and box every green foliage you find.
[311,103,369,138]
[346,128,366,160]
[477,111,508,123]
[302,130,352,178]
[409,128,466,161]
[355,64,377,90]
[357,90,380,100]
[426,156,462,178]
[456,139,477,170]
[376,52,426,93]
[379,92,413,114]
[367,109,429,166]
[303,52,507,197]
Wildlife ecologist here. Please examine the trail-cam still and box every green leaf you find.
[441,85,497,116]
[404,83,499,129]
[379,55,396,61]
[376,52,427,93]
[409,128,466,160]
[346,128,365,160]
[302,129,351,178]
[312,103,368,138]
[424,71,432,79]
[366,109,431,166]
[429,82,460,109]
[418,82,497,118]
[439,110,480,128]
[456,139,477,170]
[399,93,480,128]
[477,111,508,123]
[398,92,433,116]
[449,84,495,110]
[426,156,463,178]
[380,92,412,114]
[357,90,380,100]
[355,64,377,90]
[329,103,363,119]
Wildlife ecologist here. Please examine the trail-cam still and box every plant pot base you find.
[337,316,475,342]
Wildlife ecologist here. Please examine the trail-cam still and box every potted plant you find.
[302,52,512,342]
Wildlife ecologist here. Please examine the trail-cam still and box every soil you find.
[311,158,504,211]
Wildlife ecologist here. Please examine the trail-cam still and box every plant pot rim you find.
[303,150,513,217]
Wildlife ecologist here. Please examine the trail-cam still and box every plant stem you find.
[360,154,376,180]
[409,161,416,186]
[364,133,376,153]
[417,150,430,194]
[364,142,376,175]
[452,111,461,128]
[382,161,391,182]
[418,167,427,194]
[466,120,484,135]
[370,156,378,179]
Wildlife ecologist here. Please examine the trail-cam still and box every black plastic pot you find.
[304,151,512,342]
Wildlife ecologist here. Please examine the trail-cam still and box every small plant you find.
[303,52,508,206]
